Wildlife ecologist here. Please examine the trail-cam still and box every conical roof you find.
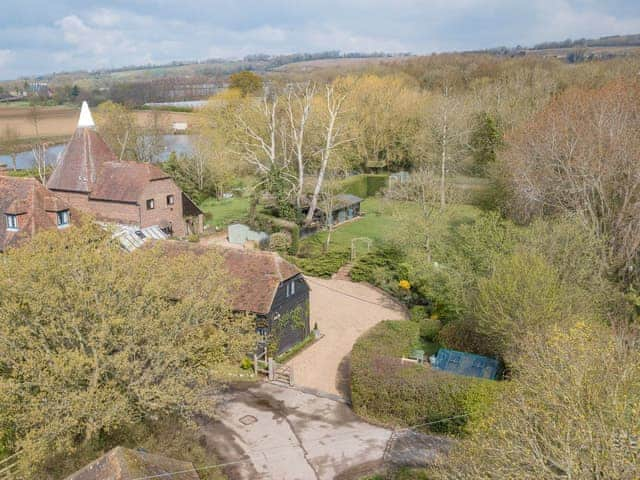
[77,101,95,128]
[47,104,118,193]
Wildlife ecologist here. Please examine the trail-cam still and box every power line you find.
[128,413,467,480]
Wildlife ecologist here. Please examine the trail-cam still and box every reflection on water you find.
[0,135,195,170]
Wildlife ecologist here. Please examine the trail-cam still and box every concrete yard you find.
[287,276,407,398]
[200,382,392,480]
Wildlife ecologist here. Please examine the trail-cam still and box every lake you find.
[0,135,195,170]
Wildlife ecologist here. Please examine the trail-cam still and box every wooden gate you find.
[0,451,21,480]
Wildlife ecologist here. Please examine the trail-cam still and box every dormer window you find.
[166,194,175,206]
[5,214,18,231]
[286,279,296,298]
[56,209,70,228]
[146,199,155,210]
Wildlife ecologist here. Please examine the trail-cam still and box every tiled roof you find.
[155,242,301,315]
[0,176,70,251]
[48,127,118,193]
[89,162,169,203]
[65,446,199,480]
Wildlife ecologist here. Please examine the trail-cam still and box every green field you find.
[199,197,250,230]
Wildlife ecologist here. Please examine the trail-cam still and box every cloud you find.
[0,0,639,79]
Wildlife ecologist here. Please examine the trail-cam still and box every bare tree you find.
[286,82,316,207]
[235,94,279,174]
[32,142,48,185]
[1,125,20,170]
[305,85,348,225]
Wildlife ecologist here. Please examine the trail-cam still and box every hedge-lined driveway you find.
[287,276,407,397]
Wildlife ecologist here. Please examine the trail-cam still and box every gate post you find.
[253,354,258,375]
[268,358,275,381]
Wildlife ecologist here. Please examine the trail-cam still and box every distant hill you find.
[477,33,640,61]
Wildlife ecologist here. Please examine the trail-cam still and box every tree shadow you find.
[336,353,352,402]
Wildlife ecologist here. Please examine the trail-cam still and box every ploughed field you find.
[0,105,195,139]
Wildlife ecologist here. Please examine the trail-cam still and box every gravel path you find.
[287,276,407,397]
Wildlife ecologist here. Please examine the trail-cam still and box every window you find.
[5,214,18,231]
[166,194,175,206]
[286,280,296,298]
[146,199,155,210]
[56,210,70,227]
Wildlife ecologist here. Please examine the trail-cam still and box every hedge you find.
[286,250,350,278]
[251,213,300,255]
[339,174,389,198]
[351,321,500,434]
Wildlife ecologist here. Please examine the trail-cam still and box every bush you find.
[350,243,407,288]
[268,231,292,253]
[410,305,428,322]
[351,321,498,434]
[287,250,350,278]
[419,317,442,342]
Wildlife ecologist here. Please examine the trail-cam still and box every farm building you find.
[47,102,203,237]
[430,348,501,380]
[65,446,199,480]
[303,193,363,227]
[159,242,311,355]
[0,175,73,252]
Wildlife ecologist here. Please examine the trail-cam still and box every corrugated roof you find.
[431,348,501,380]
[65,446,199,480]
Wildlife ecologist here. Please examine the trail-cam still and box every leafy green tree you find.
[229,70,263,97]
[434,321,640,479]
[71,84,80,100]
[468,111,502,175]
[0,220,255,476]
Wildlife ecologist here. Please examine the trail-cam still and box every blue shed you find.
[430,348,501,380]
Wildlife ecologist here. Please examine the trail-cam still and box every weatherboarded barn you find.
[159,242,310,355]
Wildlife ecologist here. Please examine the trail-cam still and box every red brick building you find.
[0,175,72,252]
[47,102,203,237]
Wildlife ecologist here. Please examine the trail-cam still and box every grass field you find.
[199,196,251,230]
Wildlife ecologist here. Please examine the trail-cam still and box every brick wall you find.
[138,178,188,236]
[51,178,197,237]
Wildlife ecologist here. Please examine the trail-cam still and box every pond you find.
[0,134,195,170]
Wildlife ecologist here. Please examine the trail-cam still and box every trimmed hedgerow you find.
[286,250,350,278]
[351,321,500,434]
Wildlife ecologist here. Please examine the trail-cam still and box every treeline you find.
[533,33,640,50]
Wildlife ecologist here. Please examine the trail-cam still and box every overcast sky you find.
[1,0,639,79]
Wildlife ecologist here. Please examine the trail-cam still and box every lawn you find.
[199,196,250,230]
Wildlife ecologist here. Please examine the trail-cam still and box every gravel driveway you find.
[287,277,407,397]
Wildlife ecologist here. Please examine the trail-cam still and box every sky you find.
[1,0,639,80]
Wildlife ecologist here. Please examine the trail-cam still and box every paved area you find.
[288,277,407,397]
[200,382,392,480]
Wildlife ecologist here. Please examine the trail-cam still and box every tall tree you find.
[0,125,20,171]
[0,221,255,476]
[229,71,263,97]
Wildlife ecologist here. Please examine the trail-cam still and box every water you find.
[144,100,208,109]
[0,135,195,170]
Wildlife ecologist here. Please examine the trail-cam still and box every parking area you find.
[287,276,407,397]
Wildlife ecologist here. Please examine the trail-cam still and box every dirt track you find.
[287,276,407,397]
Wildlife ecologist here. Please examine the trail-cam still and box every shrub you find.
[419,317,442,342]
[187,233,200,243]
[410,305,428,322]
[268,231,292,253]
[286,250,350,278]
[351,321,497,434]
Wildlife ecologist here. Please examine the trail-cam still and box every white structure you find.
[77,101,95,128]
